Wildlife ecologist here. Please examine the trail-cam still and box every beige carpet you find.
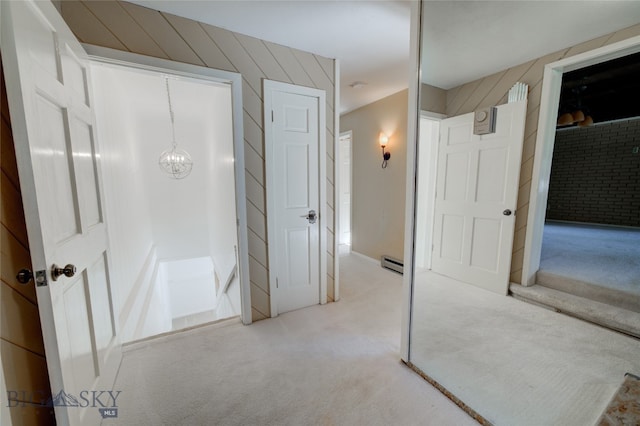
[109,254,475,426]
[411,269,640,426]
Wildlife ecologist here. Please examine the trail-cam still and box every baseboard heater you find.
[381,255,403,275]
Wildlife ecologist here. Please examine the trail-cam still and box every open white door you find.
[431,101,527,294]
[264,80,326,316]
[2,2,121,424]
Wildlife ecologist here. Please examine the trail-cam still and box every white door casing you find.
[264,80,326,316]
[414,115,441,269]
[522,35,640,286]
[431,101,527,294]
[2,2,121,424]
[338,132,352,246]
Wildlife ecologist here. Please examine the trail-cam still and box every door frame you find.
[414,112,446,270]
[337,130,352,250]
[84,45,252,325]
[521,35,640,287]
[263,79,327,317]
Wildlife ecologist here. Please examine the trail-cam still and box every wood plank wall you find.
[59,1,338,320]
[1,60,55,426]
[444,23,640,284]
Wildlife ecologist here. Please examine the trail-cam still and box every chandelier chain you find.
[165,77,177,149]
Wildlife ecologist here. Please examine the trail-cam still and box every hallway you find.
[110,254,475,425]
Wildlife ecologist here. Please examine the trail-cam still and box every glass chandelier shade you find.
[159,77,193,179]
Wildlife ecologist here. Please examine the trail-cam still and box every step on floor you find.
[536,270,640,313]
[509,283,640,339]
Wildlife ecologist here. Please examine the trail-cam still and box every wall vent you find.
[381,255,403,275]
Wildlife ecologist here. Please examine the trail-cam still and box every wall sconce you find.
[379,133,391,168]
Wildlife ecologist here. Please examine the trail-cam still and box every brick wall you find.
[547,118,640,227]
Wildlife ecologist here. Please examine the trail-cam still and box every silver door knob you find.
[16,268,33,284]
[503,209,512,216]
[300,209,317,224]
[51,264,77,281]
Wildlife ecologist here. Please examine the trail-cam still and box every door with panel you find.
[2,1,121,424]
[431,101,527,294]
[264,81,326,315]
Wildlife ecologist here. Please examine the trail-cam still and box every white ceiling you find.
[130,1,640,114]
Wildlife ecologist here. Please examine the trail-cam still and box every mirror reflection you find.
[409,2,640,424]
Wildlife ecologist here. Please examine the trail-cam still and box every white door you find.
[431,101,527,294]
[338,132,352,246]
[2,2,121,424]
[264,80,326,315]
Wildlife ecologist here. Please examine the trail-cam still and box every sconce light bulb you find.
[379,134,389,147]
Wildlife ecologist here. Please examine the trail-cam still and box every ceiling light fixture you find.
[159,77,193,179]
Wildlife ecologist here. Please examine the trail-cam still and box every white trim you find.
[334,59,341,302]
[420,110,447,120]
[522,35,640,287]
[401,0,422,362]
[84,45,252,325]
[263,79,327,317]
[415,115,441,270]
[337,130,353,251]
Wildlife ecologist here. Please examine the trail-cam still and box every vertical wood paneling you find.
[445,24,640,283]
[61,0,336,320]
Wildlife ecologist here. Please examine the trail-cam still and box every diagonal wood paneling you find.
[60,0,337,320]
[446,23,640,284]
[119,2,205,66]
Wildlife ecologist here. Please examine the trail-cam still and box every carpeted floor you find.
[411,268,640,426]
[540,221,640,294]
[110,254,476,426]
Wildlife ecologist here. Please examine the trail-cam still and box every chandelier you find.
[159,77,193,179]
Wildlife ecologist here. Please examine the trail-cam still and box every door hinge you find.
[35,270,48,287]
[275,277,279,288]
[271,110,274,122]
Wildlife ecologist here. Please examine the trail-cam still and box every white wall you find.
[91,63,238,341]
[164,257,217,318]
[92,63,156,335]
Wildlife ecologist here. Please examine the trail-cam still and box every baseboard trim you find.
[351,250,379,265]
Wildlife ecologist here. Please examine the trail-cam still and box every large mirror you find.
[408,2,640,424]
